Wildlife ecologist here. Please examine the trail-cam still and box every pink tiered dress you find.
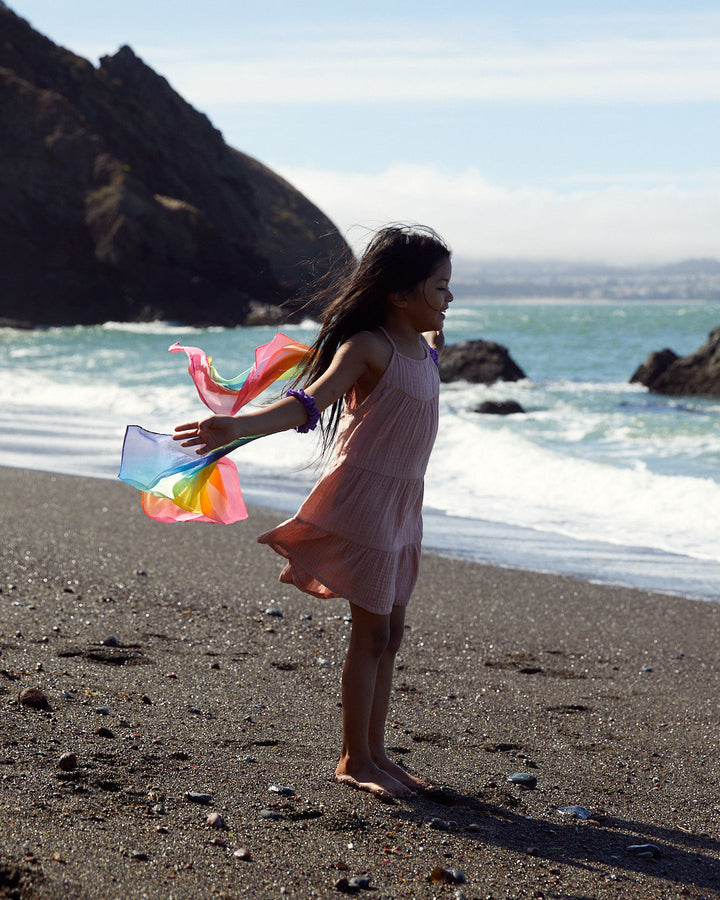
[257,328,440,615]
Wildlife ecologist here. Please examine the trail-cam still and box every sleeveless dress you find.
[257,329,440,615]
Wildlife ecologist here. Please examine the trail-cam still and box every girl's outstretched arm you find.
[174,331,388,453]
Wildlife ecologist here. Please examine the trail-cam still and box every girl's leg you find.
[368,604,431,791]
[334,602,413,798]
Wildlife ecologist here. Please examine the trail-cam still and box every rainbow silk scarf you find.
[118,333,311,524]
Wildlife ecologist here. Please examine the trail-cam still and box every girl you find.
[175,225,452,799]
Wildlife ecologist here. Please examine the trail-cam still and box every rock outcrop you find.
[439,340,526,384]
[630,326,720,395]
[0,6,350,326]
[475,400,525,415]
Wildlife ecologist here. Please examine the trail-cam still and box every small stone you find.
[259,809,285,820]
[206,811,227,829]
[185,792,212,804]
[95,726,115,739]
[557,805,593,819]
[141,695,152,705]
[335,877,372,894]
[209,661,220,670]
[233,848,252,861]
[640,666,653,673]
[101,636,120,647]
[269,784,294,795]
[96,706,110,715]
[508,772,537,789]
[131,850,148,861]
[61,691,74,701]
[209,836,227,847]
[58,753,77,772]
[428,817,450,831]
[34,663,43,672]
[466,823,481,832]
[155,825,168,834]
[265,607,283,617]
[430,867,466,885]
[627,843,661,858]
[18,687,50,710]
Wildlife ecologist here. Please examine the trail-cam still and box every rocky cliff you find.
[0,6,351,326]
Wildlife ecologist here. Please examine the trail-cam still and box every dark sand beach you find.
[1,466,719,899]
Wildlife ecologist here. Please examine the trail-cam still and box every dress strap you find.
[377,326,395,350]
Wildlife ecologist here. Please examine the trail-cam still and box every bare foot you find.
[372,754,433,792]
[334,760,414,799]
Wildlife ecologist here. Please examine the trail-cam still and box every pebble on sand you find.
[269,784,294,795]
[430,866,466,885]
[507,772,537,789]
[206,811,227,829]
[259,809,285,820]
[335,875,372,893]
[557,805,593,819]
[185,792,213,805]
[58,752,77,772]
[627,843,662,858]
[18,687,50,710]
[94,726,115,739]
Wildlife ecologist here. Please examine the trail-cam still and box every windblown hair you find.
[293,224,451,450]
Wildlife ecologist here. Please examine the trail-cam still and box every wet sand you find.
[1,466,719,899]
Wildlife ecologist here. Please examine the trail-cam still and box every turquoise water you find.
[2,300,720,600]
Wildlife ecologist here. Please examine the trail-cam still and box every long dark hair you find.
[293,224,451,449]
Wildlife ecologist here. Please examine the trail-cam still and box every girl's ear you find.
[389,291,407,308]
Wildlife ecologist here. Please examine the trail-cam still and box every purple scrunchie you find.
[429,346,439,368]
[285,388,320,433]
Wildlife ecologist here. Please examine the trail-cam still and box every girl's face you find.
[402,257,453,332]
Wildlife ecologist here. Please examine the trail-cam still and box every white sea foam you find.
[2,301,719,601]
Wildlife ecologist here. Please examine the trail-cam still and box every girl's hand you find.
[173,416,241,454]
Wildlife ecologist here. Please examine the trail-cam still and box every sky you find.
[7,0,720,265]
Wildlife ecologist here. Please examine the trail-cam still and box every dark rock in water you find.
[475,400,525,415]
[18,687,50,710]
[0,7,350,327]
[630,326,720,395]
[440,340,526,384]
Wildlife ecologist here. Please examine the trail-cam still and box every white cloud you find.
[273,163,720,264]
[150,31,720,106]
